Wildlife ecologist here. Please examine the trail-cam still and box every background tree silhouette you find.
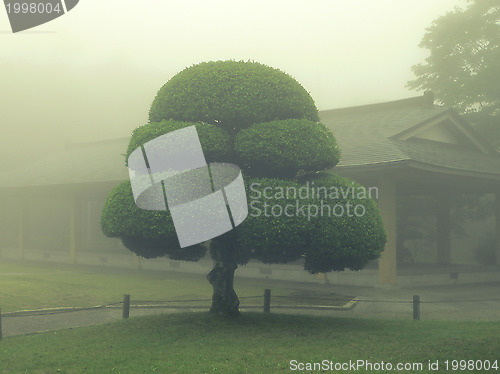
[407,0,500,148]
[101,60,386,316]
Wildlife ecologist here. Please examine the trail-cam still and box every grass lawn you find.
[0,260,350,313]
[0,312,499,373]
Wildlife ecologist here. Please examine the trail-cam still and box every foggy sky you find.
[0,0,466,170]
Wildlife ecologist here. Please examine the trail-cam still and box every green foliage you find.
[238,178,309,264]
[238,174,386,272]
[101,181,174,239]
[303,174,386,272]
[408,0,500,114]
[125,120,232,166]
[100,181,206,260]
[121,236,206,261]
[408,0,500,147]
[210,230,252,266]
[235,119,341,178]
[149,60,319,132]
[101,59,386,281]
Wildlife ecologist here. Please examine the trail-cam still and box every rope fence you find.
[2,290,500,340]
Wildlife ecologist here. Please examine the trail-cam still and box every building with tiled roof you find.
[320,92,500,284]
[1,93,499,285]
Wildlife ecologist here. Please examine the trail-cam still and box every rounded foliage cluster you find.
[237,174,386,272]
[237,177,309,264]
[303,174,386,273]
[101,181,175,240]
[100,181,206,260]
[149,60,319,132]
[235,119,340,178]
[125,120,232,166]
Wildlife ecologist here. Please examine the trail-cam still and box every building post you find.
[69,197,77,264]
[18,198,25,260]
[377,177,397,285]
[496,193,500,266]
[86,200,92,250]
[437,193,451,265]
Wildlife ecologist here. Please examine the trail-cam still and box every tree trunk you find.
[207,247,240,316]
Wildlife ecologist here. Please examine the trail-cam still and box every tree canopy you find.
[149,60,319,133]
[101,60,386,315]
[407,0,500,147]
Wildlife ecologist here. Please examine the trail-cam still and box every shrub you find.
[238,174,386,272]
[237,177,310,264]
[304,173,386,272]
[125,120,232,166]
[101,60,387,315]
[235,119,340,178]
[148,60,319,133]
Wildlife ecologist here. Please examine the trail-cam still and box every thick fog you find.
[0,0,465,171]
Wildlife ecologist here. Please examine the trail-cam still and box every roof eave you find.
[333,159,500,182]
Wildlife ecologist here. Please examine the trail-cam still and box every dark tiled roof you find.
[319,95,500,176]
[320,100,449,166]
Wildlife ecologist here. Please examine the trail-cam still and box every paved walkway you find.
[2,279,500,338]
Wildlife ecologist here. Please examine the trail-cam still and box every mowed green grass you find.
[0,260,213,312]
[0,260,349,313]
[1,312,499,373]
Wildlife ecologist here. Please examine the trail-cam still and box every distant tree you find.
[407,0,500,147]
[101,61,386,316]
[396,193,494,264]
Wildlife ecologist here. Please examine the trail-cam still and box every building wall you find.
[0,193,128,255]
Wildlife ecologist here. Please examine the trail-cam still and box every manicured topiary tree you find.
[101,60,386,316]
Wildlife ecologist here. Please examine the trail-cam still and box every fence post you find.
[413,295,420,320]
[0,308,2,341]
[264,289,271,313]
[123,294,130,319]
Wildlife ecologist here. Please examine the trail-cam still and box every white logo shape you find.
[4,0,80,33]
[128,126,248,247]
